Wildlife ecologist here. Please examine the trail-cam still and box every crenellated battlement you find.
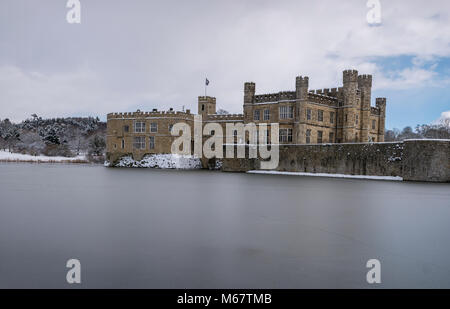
[343,70,359,83]
[206,114,244,121]
[307,92,338,107]
[253,91,296,103]
[107,109,195,120]
[358,74,373,88]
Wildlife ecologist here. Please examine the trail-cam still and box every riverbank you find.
[0,150,89,164]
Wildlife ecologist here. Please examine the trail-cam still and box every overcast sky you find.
[1,0,449,129]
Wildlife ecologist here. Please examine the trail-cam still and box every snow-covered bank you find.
[107,154,202,169]
[0,151,88,163]
[248,170,403,181]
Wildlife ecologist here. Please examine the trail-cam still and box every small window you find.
[254,110,260,121]
[123,125,129,133]
[202,104,205,111]
[345,114,348,123]
[287,128,293,142]
[280,106,293,119]
[317,131,323,144]
[134,122,146,133]
[121,139,125,149]
[279,129,287,142]
[263,109,270,120]
[306,129,311,144]
[306,109,311,120]
[355,115,359,125]
[133,136,145,149]
[211,130,215,136]
[329,132,334,143]
[150,123,158,133]
[149,136,155,149]
[318,110,324,122]
[330,112,335,124]
[168,124,174,133]
[372,120,376,130]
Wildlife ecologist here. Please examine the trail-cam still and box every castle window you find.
[317,131,323,144]
[318,110,324,122]
[133,136,145,149]
[355,115,359,125]
[329,132,334,143]
[168,124,173,134]
[279,128,292,142]
[123,125,129,133]
[121,139,125,149]
[134,122,146,133]
[202,104,205,111]
[211,130,215,136]
[150,123,158,133]
[330,112,335,124]
[306,109,311,120]
[372,120,376,130]
[287,128,293,142]
[345,114,348,123]
[280,106,293,119]
[254,110,260,121]
[149,136,155,149]
[264,109,270,120]
[306,129,311,144]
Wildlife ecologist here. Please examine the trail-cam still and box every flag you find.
[205,78,210,86]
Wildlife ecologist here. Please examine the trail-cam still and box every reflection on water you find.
[0,163,449,288]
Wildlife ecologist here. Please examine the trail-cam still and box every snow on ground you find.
[109,154,202,169]
[0,151,87,163]
[248,170,403,181]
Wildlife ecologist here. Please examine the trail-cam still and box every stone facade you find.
[106,69,387,162]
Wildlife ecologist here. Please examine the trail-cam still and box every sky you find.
[0,0,449,130]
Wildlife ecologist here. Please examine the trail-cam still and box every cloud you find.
[0,0,450,122]
[0,65,169,122]
[434,111,450,127]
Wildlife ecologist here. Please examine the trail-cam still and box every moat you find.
[0,163,449,288]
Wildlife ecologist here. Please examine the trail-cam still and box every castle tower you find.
[243,82,255,122]
[295,76,309,143]
[376,98,386,142]
[198,96,216,118]
[358,74,372,143]
[342,70,358,142]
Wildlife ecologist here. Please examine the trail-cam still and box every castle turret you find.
[358,74,372,142]
[198,96,216,118]
[296,76,309,101]
[376,98,386,142]
[295,76,309,143]
[243,82,255,122]
[342,70,358,142]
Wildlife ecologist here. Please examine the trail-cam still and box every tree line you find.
[0,115,106,161]
[385,122,450,142]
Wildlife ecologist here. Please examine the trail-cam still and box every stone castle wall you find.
[222,140,450,183]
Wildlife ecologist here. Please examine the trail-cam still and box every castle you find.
[106,70,386,161]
